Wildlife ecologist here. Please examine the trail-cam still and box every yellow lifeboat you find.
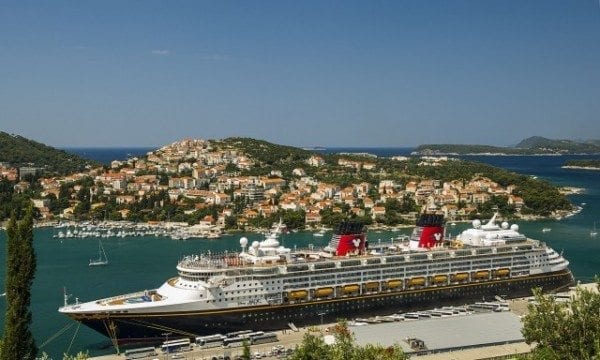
[452,273,469,282]
[314,287,334,298]
[433,275,447,284]
[474,271,490,279]
[494,268,510,278]
[365,282,379,291]
[342,284,360,294]
[288,290,308,300]
[450,240,464,248]
[407,277,426,287]
[387,280,402,289]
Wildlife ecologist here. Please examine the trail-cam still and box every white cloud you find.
[198,53,229,61]
[151,49,170,56]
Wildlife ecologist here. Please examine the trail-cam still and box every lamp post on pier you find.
[162,332,172,358]
[318,312,326,326]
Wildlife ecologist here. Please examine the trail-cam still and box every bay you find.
[0,149,599,358]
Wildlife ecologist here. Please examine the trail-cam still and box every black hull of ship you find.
[71,269,573,344]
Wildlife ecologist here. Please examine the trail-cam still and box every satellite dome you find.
[501,222,509,229]
[252,241,260,249]
[240,237,248,247]
[510,224,519,232]
[473,220,481,229]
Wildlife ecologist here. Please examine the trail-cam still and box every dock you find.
[89,282,597,360]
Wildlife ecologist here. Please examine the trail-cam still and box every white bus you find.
[251,332,278,345]
[124,347,157,359]
[222,336,247,348]
[161,338,191,353]
[225,330,253,338]
[195,334,226,348]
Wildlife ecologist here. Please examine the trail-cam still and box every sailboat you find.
[591,222,598,237]
[89,239,109,266]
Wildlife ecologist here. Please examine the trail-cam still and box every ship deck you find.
[176,238,540,271]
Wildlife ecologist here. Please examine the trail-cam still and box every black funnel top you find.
[335,221,365,235]
[416,214,445,227]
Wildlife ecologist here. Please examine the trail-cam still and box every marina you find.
[52,221,223,240]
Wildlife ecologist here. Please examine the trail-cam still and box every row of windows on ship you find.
[190,266,564,306]
[178,253,545,284]
[180,243,539,276]
[198,275,566,327]
[175,256,556,303]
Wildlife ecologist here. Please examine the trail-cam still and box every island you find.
[562,159,600,171]
[414,136,600,156]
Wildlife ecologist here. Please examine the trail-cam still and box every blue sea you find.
[0,147,599,358]
[63,147,157,165]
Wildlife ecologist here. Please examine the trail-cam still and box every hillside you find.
[0,136,574,223]
[217,137,314,166]
[0,132,99,175]
[213,138,571,217]
[213,137,319,177]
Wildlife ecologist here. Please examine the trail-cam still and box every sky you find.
[1,1,599,148]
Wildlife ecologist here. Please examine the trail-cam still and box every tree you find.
[289,321,406,360]
[241,340,251,360]
[288,328,332,360]
[521,281,600,360]
[1,207,38,360]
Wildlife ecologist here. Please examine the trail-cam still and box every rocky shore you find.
[562,165,600,171]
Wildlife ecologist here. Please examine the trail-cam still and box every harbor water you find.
[0,150,599,358]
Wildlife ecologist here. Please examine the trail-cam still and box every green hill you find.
[217,137,314,165]
[210,137,570,216]
[0,132,99,175]
[212,137,318,177]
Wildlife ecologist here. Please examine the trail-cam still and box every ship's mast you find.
[63,287,69,307]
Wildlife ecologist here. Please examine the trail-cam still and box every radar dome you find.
[252,241,260,249]
[501,222,509,229]
[240,237,248,247]
[510,224,519,232]
[473,220,481,229]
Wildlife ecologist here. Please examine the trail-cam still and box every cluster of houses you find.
[2,139,525,227]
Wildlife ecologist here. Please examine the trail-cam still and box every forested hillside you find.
[0,132,99,175]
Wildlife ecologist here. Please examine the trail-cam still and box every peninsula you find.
[0,135,573,235]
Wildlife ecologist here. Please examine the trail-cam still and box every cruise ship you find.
[59,214,573,345]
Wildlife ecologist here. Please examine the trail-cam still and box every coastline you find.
[413,153,596,157]
[559,186,586,195]
[561,165,600,171]
[25,213,580,236]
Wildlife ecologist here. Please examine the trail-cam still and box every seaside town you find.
[2,2,600,360]
[0,138,575,239]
